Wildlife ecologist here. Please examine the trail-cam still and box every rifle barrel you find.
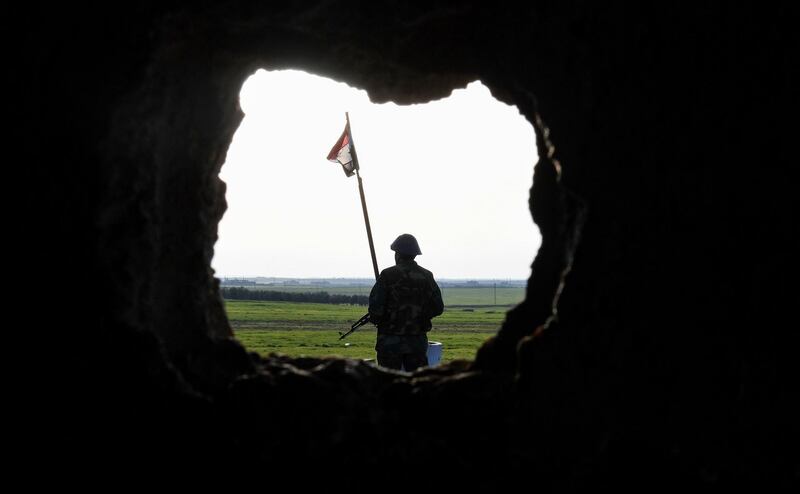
[339,313,371,340]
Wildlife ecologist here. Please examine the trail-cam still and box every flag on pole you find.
[326,122,359,177]
[325,113,380,281]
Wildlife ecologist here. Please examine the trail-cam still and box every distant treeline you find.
[221,287,368,305]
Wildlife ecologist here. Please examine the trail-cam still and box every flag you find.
[326,123,359,177]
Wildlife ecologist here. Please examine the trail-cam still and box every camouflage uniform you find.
[369,259,444,370]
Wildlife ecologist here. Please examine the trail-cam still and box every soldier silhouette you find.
[368,234,444,370]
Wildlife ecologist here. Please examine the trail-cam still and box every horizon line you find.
[218,275,529,281]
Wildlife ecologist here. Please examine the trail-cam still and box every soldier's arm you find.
[429,279,444,318]
[368,277,387,324]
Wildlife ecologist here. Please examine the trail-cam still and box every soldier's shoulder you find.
[380,265,402,279]
[414,264,435,279]
[380,265,401,274]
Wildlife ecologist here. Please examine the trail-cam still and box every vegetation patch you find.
[226,300,505,363]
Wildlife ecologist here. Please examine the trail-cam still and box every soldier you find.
[368,234,444,370]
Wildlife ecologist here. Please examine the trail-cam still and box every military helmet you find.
[390,233,422,256]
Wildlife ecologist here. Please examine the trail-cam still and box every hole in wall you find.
[212,69,540,364]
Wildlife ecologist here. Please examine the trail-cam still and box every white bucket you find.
[396,341,444,371]
[427,341,443,366]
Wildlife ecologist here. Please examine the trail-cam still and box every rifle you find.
[339,312,371,340]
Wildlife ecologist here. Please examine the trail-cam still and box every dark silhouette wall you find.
[14,1,796,489]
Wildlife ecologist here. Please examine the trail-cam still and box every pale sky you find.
[212,69,540,279]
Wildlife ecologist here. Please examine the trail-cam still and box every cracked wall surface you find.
[14,1,796,489]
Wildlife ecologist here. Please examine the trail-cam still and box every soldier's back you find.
[378,261,440,335]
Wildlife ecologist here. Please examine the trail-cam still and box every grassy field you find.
[228,284,526,306]
[227,299,508,363]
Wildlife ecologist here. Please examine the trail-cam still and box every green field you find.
[228,284,526,306]
[227,299,508,363]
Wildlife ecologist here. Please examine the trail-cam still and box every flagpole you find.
[346,112,380,281]
[356,170,380,281]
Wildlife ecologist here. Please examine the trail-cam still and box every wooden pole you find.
[346,112,380,281]
[357,170,380,281]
